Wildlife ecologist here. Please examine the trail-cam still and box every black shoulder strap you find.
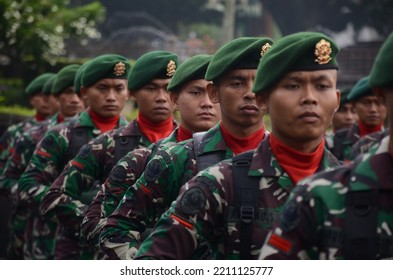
[193,132,223,172]
[232,150,260,259]
[343,189,379,259]
[67,120,89,162]
[114,135,140,164]
[332,129,347,161]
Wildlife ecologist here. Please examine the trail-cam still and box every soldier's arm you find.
[135,164,225,260]
[17,127,68,211]
[40,135,108,230]
[81,147,153,245]
[99,143,190,259]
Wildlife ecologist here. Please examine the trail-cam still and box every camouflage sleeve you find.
[258,183,320,260]
[99,143,194,259]
[40,134,110,231]
[81,147,153,245]
[17,127,68,211]
[135,162,228,260]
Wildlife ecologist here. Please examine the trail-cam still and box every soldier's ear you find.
[79,86,89,103]
[169,91,179,111]
[207,83,219,104]
[128,90,137,102]
[256,92,269,112]
[335,89,341,113]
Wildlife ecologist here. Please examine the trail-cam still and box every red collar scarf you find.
[57,114,65,123]
[88,109,120,133]
[137,112,174,143]
[220,122,265,155]
[35,112,47,121]
[176,125,193,142]
[358,120,384,138]
[270,134,325,185]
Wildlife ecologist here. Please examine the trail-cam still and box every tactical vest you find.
[113,131,142,165]
[192,131,225,173]
[67,119,91,164]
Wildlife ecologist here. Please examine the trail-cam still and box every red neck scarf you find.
[35,112,47,121]
[220,122,265,155]
[270,134,325,185]
[57,114,65,123]
[176,125,193,142]
[88,109,120,133]
[358,120,384,137]
[137,112,174,143]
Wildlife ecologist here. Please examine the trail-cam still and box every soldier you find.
[100,36,273,259]
[17,54,130,259]
[134,32,341,260]
[331,75,386,162]
[80,54,220,250]
[259,32,393,260]
[1,64,84,259]
[40,51,178,259]
[0,73,55,171]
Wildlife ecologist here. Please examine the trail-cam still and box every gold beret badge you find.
[314,39,332,64]
[166,60,176,77]
[113,62,126,76]
[261,42,272,57]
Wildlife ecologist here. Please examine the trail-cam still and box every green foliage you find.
[0,105,35,116]
[0,78,29,107]
[0,0,105,64]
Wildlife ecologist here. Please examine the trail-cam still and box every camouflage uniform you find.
[81,128,178,246]
[348,129,389,160]
[17,110,127,259]
[134,134,340,260]
[259,135,393,260]
[40,119,175,259]
[0,113,64,259]
[0,117,40,171]
[100,123,268,259]
[330,122,361,162]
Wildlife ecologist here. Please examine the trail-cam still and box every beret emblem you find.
[260,42,272,57]
[113,61,126,76]
[166,60,176,77]
[314,39,332,65]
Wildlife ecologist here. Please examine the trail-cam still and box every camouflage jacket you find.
[100,123,269,259]
[0,117,40,171]
[17,110,128,210]
[40,118,177,232]
[134,135,340,260]
[0,113,63,197]
[259,135,393,260]
[330,122,361,162]
[81,128,179,245]
[348,129,389,161]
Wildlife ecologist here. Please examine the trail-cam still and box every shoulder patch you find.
[78,144,92,159]
[109,165,127,183]
[144,159,163,182]
[41,136,55,149]
[180,187,206,216]
[279,199,301,233]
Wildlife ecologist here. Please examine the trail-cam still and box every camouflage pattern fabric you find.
[259,135,393,260]
[99,123,244,259]
[81,129,178,246]
[40,119,164,259]
[0,113,63,259]
[348,129,388,161]
[17,110,127,259]
[134,135,340,260]
[331,122,361,162]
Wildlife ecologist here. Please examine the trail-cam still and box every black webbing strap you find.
[113,135,139,164]
[193,132,223,172]
[343,190,379,259]
[232,150,259,259]
[68,121,89,162]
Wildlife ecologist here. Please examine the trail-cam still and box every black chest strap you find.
[232,150,260,259]
[113,135,140,164]
[193,132,224,172]
[68,122,89,163]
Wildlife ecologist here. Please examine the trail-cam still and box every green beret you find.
[339,87,352,106]
[167,54,212,92]
[205,37,273,81]
[347,76,372,102]
[82,54,130,87]
[25,73,56,96]
[253,32,339,93]
[74,61,90,94]
[52,64,81,95]
[128,51,178,90]
[42,75,57,95]
[369,32,393,87]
